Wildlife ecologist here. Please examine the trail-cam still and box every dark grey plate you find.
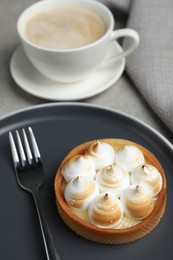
[0,103,172,260]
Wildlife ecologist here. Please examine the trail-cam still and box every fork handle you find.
[32,189,60,260]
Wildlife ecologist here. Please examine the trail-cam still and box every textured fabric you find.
[124,0,173,131]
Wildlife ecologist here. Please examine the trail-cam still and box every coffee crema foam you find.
[24,7,106,49]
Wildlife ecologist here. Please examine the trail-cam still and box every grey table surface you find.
[0,0,172,142]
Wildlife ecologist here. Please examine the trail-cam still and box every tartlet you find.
[54,139,166,244]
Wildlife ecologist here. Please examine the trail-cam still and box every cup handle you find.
[108,28,140,61]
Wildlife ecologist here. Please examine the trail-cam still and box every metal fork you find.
[9,127,60,260]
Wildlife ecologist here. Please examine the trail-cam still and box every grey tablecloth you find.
[124,0,173,133]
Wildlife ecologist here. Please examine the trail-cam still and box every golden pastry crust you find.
[54,139,167,244]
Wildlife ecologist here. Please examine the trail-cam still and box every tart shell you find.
[54,139,167,244]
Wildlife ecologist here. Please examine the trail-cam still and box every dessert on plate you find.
[54,139,166,244]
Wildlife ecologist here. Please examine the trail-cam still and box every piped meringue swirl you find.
[115,145,145,172]
[64,176,99,210]
[85,141,115,170]
[61,155,96,182]
[131,164,162,197]
[96,164,130,197]
[88,193,123,228]
[120,185,154,220]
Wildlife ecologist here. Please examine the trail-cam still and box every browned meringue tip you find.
[104,193,109,200]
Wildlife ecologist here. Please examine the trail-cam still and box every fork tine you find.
[16,130,27,167]
[28,127,41,163]
[22,128,33,165]
[9,132,20,168]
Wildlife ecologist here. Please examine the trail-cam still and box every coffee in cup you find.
[25,7,107,49]
[17,0,140,83]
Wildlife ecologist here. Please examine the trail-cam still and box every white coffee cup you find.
[17,0,139,83]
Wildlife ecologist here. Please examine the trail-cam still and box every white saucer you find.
[10,42,125,101]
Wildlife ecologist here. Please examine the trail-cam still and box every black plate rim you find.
[0,101,172,151]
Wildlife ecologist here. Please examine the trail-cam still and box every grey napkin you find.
[123,0,173,132]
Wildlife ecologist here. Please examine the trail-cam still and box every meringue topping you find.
[64,176,99,210]
[131,164,162,197]
[60,140,164,230]
[88,193,123,228]
[115,145,145,172]
[120,185,154,220]
[96,164,130,197]
[85,141,115,170]
[61,155,96,182]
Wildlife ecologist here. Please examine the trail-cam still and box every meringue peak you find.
[104,193,109,200]
[92,141,99,152]
[64,176,99,210]
[88,193,123,228]
[143,165,153,175]
[96,164,130,197]
[115,145,145,172]
[120,185,154,220]
[131,164,162,197]
[135,185,142,193]
[61,154,96,182]
[85,141,115,170]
